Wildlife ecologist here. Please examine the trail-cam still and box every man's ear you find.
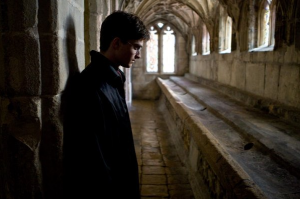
[111,37,121,50]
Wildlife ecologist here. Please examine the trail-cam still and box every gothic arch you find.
[145,20,178,74]
[239,0,250,51]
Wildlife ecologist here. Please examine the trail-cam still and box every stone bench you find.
[156,75,300,199]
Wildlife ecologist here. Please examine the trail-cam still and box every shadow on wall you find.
[59,16,80,198]
[40,15,81,199]
[60,16,80,123]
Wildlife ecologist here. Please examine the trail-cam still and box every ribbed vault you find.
[131,0,220,36]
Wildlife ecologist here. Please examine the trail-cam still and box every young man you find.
[63,11,150,199]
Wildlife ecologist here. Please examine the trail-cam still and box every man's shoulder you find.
[79,63,108,88]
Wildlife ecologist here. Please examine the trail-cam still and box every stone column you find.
[0,0,43,198]
[124,68,132,105]
[38,1,85,199]
[85,0,104,66]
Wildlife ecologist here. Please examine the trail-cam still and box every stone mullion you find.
[159,29,163,74]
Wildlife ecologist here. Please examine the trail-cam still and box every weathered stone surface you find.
[169,189,195,199]
[158,76,300,199]
[168,174,190,184]
[217,60,231,85]
[38,1,58,33]
[264,64,280,99]
[0,33,4,94]
[2,31,41,96]
[40,95,63,199]
[189,139,199,172]
[230,59,246,90]
[141,185,168,197]
[0,96,42,199]
[278,64,300,107]
[1,97,41,150]
[245,62,265,96]
[1,0,38,31]
[40,36,61,95]
[141,174,167,184]
[88,14,102,51]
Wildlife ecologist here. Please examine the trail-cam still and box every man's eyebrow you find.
[133,43,142,47]
[133,44,143,49]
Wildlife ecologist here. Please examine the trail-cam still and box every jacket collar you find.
[89,50,125,87]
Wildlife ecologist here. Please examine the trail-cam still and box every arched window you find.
[162,26,175,73]
[191,35,197,56]
[225,17,232,50]
[146,22,176,74]
[259,0,275,48]
[146,26,158,72]
[202,24,210,55]
[260,3,270,46]
[252,0,275,51]
[218,5,232,53]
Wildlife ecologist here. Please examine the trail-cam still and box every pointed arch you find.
[146,21,176,74]
[191,34,197,56]
[239,0,250,51]
[146,25,159,72]
[202,23,210,55]
[218,5,232,53]
[251,0,275,51]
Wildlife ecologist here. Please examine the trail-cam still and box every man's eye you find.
[134,46,142,51]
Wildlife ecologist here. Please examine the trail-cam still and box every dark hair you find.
[100,10,150,51]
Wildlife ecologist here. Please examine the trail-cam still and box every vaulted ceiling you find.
[121,0,244,37]
[131,0,220,34]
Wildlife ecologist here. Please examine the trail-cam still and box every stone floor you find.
[128,100,195,199]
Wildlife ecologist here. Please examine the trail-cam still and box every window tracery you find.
[218,5,232,54]
[191,35,197,56]
[146,22,176,74]
[202,24,210,55]
[146,26,158,72]
[251,0,275,51]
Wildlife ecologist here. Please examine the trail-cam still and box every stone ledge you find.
[184,73,300,125]
[156,77,300,199]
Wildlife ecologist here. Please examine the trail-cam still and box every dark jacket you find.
[62,51,140,199]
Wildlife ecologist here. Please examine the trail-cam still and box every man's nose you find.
[135,51,141,59]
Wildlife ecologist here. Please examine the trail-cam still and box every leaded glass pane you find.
[202,24,210,54]
[146,28,158,72]
[263,5,270,45]
[157,22,164,28]
[162,27,175,73]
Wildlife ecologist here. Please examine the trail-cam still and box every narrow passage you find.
[129,100,195,199]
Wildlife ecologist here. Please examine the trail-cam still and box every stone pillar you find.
[85,0,104,66]
[0,0,43,198]
[38,1,85,199]
[124,68,132,105]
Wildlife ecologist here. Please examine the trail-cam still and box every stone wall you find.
[0,1,43,198]
[189,46,300,109]
[187,0,300,111]
[0,0,85,198]
[0,0,120,197]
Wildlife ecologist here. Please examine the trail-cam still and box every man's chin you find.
[122,64,132,68]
